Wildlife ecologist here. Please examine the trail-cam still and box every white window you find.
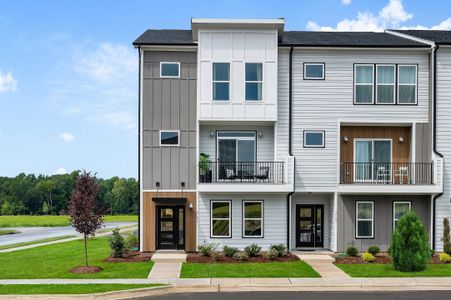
[376,65,395,104]
[304,63,325,80]
[354,64,374,104]
[212,63,230,101]
[393,201,411,230]
[245,63,263,101]
[160,62,180,78]
[356,201,374,238]
[304,130,325,148]
[159,130,179,146]
[398,65,417,104]
[211,200,231,238]
[243,200,263,237]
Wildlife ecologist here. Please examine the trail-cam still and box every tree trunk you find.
[84,234,88,266]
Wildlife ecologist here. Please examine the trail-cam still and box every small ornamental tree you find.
[69,171,104,267]
[390,211,431,272]
[443,218,451,255]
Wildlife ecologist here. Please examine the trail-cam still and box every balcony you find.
[197,157,295,193]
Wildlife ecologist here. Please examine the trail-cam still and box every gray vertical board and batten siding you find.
[337,195,431,252]
[142,51,197,190]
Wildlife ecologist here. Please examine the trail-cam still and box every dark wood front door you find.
[296,205,324,248]
[156,206,185,250]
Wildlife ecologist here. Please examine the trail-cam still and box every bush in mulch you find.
[335,253,451,265]
[187,252,299,263]
[70,266,103,274]
[104,251,153,263]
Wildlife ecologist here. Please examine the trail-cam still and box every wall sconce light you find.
[399,136,404,143]
[189,203,193,209]
[209,131,215,137]
[258,131,263,137]
[180,182,185,188]
[155,181,160,188]
[343,136,349,143]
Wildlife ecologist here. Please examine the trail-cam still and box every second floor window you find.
[213,63,230,101]
[398,65,417,104]
[160,62,180,78]
[355,64,374,104]
[245,63,263,101]
[376,65,395,104]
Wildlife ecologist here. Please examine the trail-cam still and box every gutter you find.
[137,47,142,246]
[287,47,295,249]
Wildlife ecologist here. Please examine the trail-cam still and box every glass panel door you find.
[373,140,391,183]
[237,140,255,179]
[218,139,236,180]
[355,140,372,182]
[157,206,185,250]
[296,205,324,248]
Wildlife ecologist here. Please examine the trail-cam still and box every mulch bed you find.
[69,266,103,274]
[104,251,153,263]
[187,252,299,263]
[335,253,450,264]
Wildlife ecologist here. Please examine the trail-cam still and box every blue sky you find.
[0,0,450,179]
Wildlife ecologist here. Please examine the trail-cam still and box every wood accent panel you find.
[142,191,197,252]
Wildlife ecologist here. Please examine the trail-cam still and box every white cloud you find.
[0,70,17,93]
[379,0,412,25]
[401,17,451,30]
[49,42,137,131]
[54,167,67,175]
[59,132,75,143]
[341,0,351,5]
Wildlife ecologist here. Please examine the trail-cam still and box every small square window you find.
[160,130,179,146]
[160,62,180,78]
[304,63,325,80]
[304,131,325,148]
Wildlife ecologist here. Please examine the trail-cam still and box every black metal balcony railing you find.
[199,161,285,184]
[340,162,434,185]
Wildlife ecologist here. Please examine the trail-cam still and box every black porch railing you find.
[199,161,285,184]
[340,162,434,184]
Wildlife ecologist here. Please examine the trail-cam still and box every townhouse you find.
[133,19,449,253]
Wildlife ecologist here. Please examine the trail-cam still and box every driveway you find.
[0,222,136,246]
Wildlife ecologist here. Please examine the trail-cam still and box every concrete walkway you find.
[297,254,350,279]
[148,252,186,280]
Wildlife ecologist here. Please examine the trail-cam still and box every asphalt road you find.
[0,222,135,246]
[133,291,451,300]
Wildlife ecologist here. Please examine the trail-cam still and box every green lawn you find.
[181,261,320,278]
[0,237,153,279]
[0,215,137,227]
[0,284,164,295]
[336,263,451,277]
[0,235,75,250]
[0,229,20,236]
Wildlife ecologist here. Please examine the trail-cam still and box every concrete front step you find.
[151,252,187,263]
[296,254,335,263]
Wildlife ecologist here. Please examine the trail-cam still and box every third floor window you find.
[245,63,263,101]
[213,63,230,101]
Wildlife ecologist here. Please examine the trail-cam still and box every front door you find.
[296,205,324,248]
[156,206,185,250]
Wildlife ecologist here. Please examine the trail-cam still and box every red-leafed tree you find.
[69,171,104,267]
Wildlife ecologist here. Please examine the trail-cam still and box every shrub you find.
[199,242,218,257]
[443,218,451,255]
[439,252,451,263]
[244,244,262,257]
[266,249,279,260]
[362,252,375,263]
[390,211,431,272]
[346,246,359,257]
[367,245,380,256]
[223,245,238,258]
[211,251,222,261]
[108,229,125,258]
[233,251,248,261]
[269,244,288,257]
[124,232,139,252]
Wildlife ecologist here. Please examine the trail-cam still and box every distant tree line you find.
[0,171,138,215]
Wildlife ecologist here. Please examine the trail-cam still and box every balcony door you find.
[217,131,256,180]
[354,139,392,182]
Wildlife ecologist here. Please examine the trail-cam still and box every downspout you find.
[287,47,295,248]
[137,47,142,247]
[431,44,444,251]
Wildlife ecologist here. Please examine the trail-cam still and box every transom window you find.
[159,130,179,146]
[243,200,263,237]
[304,130,325,148]
[212,63,230,101]
[245,63,263,101]
[356,201,374,238]
[160,62,180,78]
[354,64,417,105]
[393,201,411,230]
[304,63,325,80]
[211,201,231,238]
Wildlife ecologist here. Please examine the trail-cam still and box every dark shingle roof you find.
[133,29,193,46]
[391,30,451,45]
[280,31,428,47]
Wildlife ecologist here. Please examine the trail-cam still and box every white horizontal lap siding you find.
[199,125,275,161]
[277,49,290,159]
[197,193,287,250]
[435,48,451,251]
[290,49,429,191]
